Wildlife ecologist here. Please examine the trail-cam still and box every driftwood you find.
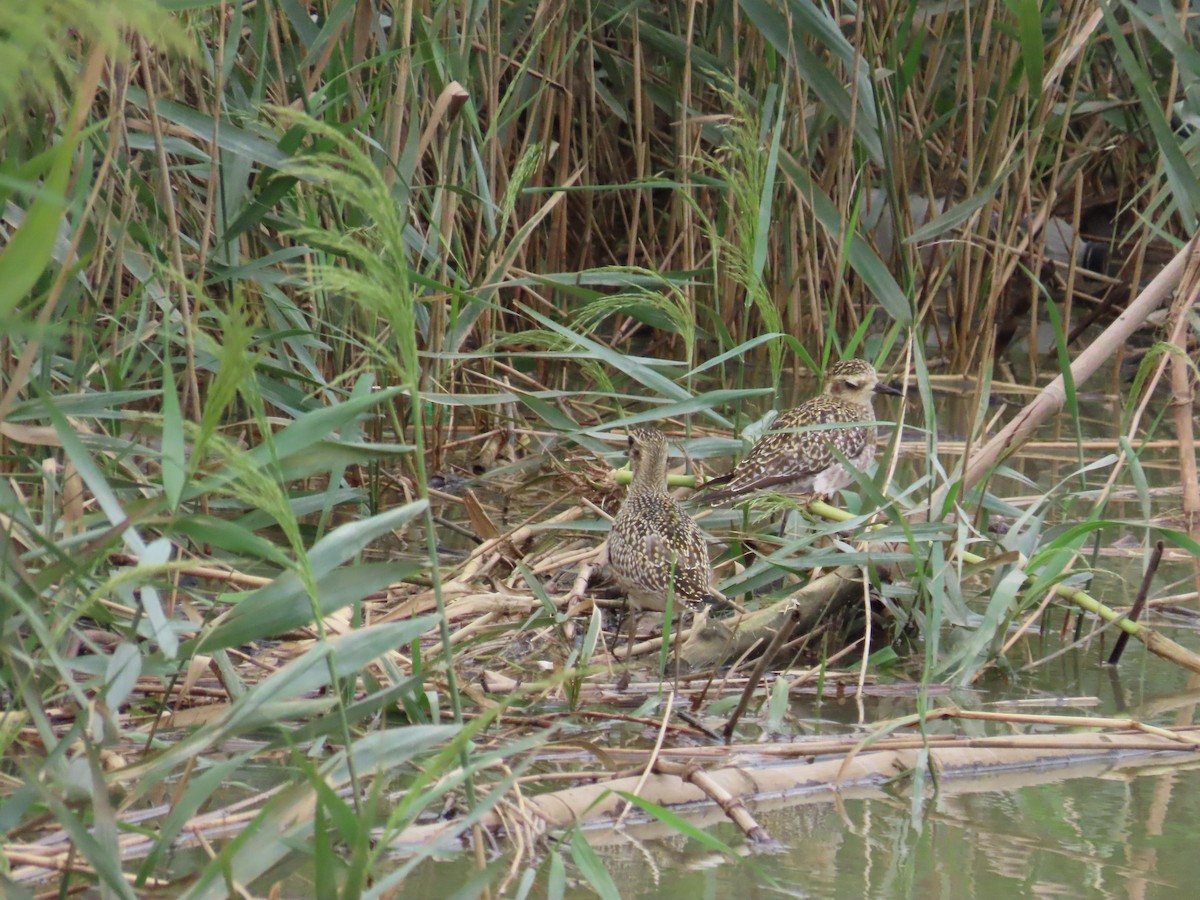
[678,565,868,670]
[389,724,1200,853]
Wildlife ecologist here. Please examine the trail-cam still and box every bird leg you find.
[602,598,627,658]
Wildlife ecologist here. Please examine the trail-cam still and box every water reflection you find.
[480,761,1200,899]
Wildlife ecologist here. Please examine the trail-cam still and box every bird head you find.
[625,427,670,489]
[825,359,904,402]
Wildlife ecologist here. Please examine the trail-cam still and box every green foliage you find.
[703,88,786,382]
[3,0,1200,895]
[0,0,185,118]
[574,273,698,363]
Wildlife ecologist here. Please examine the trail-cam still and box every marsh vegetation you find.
[4,1,1200,897]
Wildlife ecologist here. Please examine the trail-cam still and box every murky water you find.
[398,621,1200,899]
[580,756,1200,900]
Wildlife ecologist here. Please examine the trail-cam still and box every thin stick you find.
[855,568,871,724]
[1107,541,1164,666]
[614,689,674,827]
[722,602,804,743]
[652,758,775,844]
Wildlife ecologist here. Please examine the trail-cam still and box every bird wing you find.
[707,400,869,497]
[640,504,711,593]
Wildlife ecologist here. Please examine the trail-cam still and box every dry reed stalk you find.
[899,439,1182,453]
[612,688,675,828]
[386,727,1200,854]
[933,234,1200,510]
[1163,256,1200,604]
[452,504,585,584]
[946,708,1200,745]
[377,580,474,622]
[652,758,774,844]
[108,552,272,589]
[516,709,710,737]
[525,544,598,576]
[563,552,606,616]
[1165,253,1200,530]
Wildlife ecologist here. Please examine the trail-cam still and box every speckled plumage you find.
[608,427,725,613]
[704,359,899,503]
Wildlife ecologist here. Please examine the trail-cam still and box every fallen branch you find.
[679,565,868,671]
[934,233,1199,508]
[387,725,1200,852]
[652,758,773,845]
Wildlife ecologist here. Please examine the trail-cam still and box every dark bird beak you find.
[874,380,905,397]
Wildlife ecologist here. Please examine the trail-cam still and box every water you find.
[401,634,1200,899]
[404,765,1200,899]
[566,766,1200,899]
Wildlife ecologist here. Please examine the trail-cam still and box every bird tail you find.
[694,472,741,506]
